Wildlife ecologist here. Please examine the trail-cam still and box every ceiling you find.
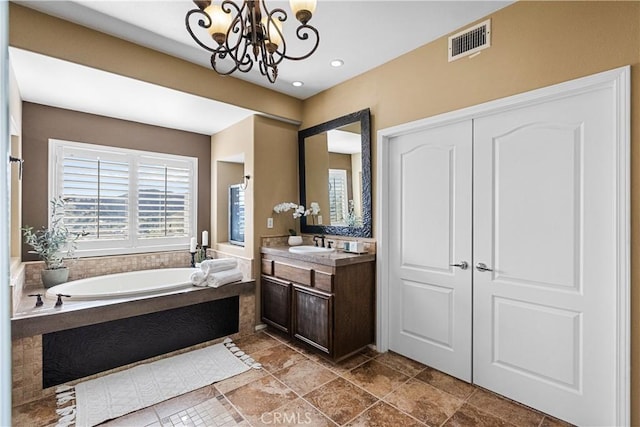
[10,0,512,134]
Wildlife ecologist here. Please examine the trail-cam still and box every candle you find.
[190,237,197,253]
[202,230,209,246]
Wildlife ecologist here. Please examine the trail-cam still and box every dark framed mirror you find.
[298,108,371,237]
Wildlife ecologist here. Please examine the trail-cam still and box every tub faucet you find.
[313,235,326,247]
[28,293,44,307]
[55,294,71,307]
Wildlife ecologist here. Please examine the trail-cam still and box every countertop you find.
[261,246,375,267]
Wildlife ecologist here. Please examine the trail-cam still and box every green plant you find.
[22,198,84,270]
[345,199,362,227]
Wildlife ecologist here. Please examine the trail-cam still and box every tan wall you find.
[253,115,299,321]
[8,3,302,123]
[20,102,212,261]
[212,114,297,323]
[254,115,300,238]
[211,116,254,259]
[301,2,640,424]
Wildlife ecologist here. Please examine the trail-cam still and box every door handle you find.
[450,261,468,270]
[475,262,493,272]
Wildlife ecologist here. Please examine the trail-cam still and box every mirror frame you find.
[298,108,372,237]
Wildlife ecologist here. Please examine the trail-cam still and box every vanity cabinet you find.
[260,247,375,361]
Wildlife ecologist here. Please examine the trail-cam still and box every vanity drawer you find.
[273,261,312,286]
[261,259,273,276]
[314,270,334,293]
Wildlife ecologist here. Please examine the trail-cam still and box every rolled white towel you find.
[200,258,238,273]
[206,268,244,288]
[190,270,207,286]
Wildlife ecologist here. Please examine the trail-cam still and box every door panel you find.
[401,280,453,347]
[473,87,616,426]
[389,120,472,381]
[492,124,582,290]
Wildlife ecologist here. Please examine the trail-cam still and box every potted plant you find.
[22,198,84,288]
[273,202,320,245]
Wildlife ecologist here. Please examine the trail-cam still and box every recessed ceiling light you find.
[330,59,344,67]
[292,81,304,87]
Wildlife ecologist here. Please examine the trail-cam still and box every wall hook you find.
[9,156,24,180]
[240,174,250,190]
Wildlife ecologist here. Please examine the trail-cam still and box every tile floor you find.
[12,329,574,427]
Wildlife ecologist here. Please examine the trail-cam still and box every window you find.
[228,184,245,246]
[49,139,197,256]
[328,169,348,225]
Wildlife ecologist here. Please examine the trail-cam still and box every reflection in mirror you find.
[298,109,371,237]
[305,122,362,227]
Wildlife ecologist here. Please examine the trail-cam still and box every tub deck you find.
[12,280,255,339]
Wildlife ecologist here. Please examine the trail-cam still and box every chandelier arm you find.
[215,1,257,74]
[211,53,240,75]
[281,24,320,61]
[258,49,278,83]
[265,8,286,47]
[223,12,250,65]
[185,9,218,53]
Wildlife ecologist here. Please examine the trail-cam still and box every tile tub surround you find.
[13,329,575,427]
[11,283,256,407]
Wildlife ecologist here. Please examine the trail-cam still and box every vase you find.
[41,267,69,288]
[288,235,303,246]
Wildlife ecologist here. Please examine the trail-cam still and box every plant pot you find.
[41,267,69,288]
[288,235,303,246]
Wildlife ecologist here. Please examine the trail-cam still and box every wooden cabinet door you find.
[292,285,332,354]
[261,275,291,334]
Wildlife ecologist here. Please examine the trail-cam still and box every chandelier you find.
[186,0,319,83]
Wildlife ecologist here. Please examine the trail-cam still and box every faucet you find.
[55,293,71,307]
[28,293,44,307]
[313,235,326,248]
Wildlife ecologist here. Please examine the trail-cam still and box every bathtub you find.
[44,268,198,300]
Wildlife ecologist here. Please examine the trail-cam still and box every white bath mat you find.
[55,339,261,427]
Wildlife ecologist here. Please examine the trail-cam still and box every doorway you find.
[376,67,630,426]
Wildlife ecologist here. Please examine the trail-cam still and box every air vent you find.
[448,19,491,61]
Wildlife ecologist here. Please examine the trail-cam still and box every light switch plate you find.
[317,215,323,224]
[267,217,273,228]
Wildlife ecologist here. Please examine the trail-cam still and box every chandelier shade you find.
[186,0,319,83]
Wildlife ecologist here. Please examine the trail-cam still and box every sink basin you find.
[288,245,335,254]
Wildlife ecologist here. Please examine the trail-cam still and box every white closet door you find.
[473,87,618,425]
[388,120,472,381]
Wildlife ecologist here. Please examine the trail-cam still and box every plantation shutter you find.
[58,147,129,241]
[137,158,192,239]
[328,169,348,223]
[51,139,197,255]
